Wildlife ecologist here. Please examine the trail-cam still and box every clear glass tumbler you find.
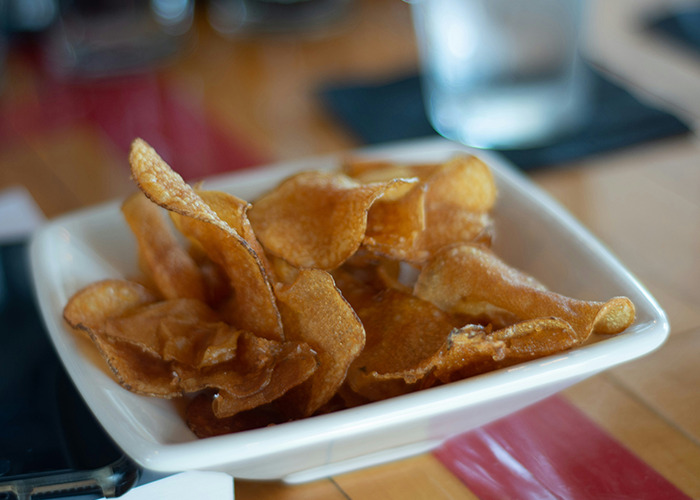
[410,0,590,150]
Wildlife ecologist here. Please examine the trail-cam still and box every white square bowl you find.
[29,137,669,483]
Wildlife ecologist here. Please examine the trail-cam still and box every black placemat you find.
[647,6,700,55]
[319,67,690,170]
[0,242,139,498]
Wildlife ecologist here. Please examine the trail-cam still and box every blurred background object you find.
[0,0,58,79]
[0,0,58,33]
[584,0,700,131]
[42,0,194,78]
[207,0,354,36]
[409,0,590,150]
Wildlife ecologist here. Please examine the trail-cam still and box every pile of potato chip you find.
[63,138,636,438]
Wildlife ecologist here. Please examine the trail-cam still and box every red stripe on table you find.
[434,395,690,500]
[2,70,266,179]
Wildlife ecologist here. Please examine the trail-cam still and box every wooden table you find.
[2,0,699,498]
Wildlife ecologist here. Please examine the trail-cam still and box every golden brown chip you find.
[346,288,460,401]
[342,158,438,183]
[274,269,365,417]
[90,334,182,398]
[248,170,415,270]
[63,279,159,334]
[129,139,224,229]
[63,279,186,397]
[431,318,579,383]
[414,244,636,341]
[102,298,221,359]
[186,394,289,438]
[66,279,313,406]
[415,209,494,260]
[195,189,273,275]
[350,155,497,262]
[122,192,207,302]
[425,155,497,213]
[410,155,497,259]
[129,138,283,341]
[363,182,427,261]
[186,337,318,419]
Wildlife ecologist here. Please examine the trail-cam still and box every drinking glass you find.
[410,0,591,149]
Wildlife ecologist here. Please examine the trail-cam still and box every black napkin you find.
[647,6,700,55]
[319,68,690,170]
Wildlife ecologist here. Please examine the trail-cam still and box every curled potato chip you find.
[248,170,415,270]
[90,334,183,397]
[195,189,273,275]
[185,337,318,419]
[129,139,225,230]
[342,158,438,183]
[415,209,494,261]
[414,244,636,341]
[275,269,365,417]
[409,155,497,260]
[122,192,207,302]
[348,311,580,401]
[186,394,289,438]
[129,139,283,341]
[63,279,183,397]
[102,298,221,359]
[425,155,496,213]
[64,279,159,334]
[348,155,496,262]
[363,182,426,261]
[346,288,460,400]
[431,318,579,383]
[65,277,315,407]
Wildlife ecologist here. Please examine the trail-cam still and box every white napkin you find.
[0,186,46,242]
[98,471,235,500]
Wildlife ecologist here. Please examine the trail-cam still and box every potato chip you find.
[88,334,183,397]
[274,269,365,417]
[66,276,316,408]
[345,288,460,400]
[63,279,159,334]
[347,155,496,262]
[102,298,221,359]
[186,337,318,419]
[431,318,578,383]
[409,155,497,259]
[122,192,207,302]
[129,139,225,228]
[414,244,636,341]
[63,279,184,397]
[425,155,497,213]
[186,394,289,438]
[342,158,438,183]
[363,182,427,261]
[415,209,494,260]
[195,189,272,275]
[248,170,415,270]
[129,139,283,341]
